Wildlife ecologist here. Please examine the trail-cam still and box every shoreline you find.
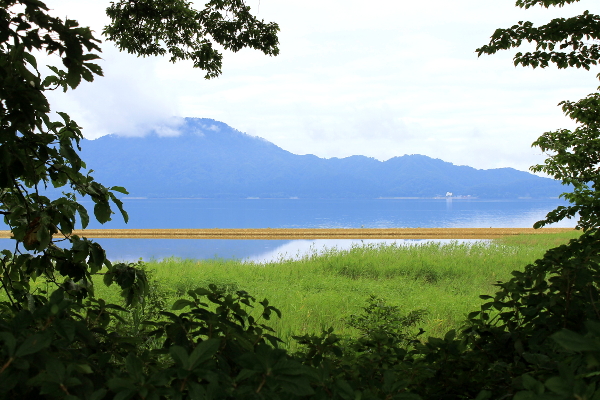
[0,228,574,240]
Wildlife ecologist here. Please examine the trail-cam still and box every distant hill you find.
[77,118,565,199]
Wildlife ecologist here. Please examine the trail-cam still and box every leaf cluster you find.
[531,93,600,230]
[0,279,438,399]
[0,0,279,307]
[104,0,280,79]
[0,0,134,308]
[0,283,315,399]
[477,1,600,70]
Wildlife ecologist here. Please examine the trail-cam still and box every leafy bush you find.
[3,0,600,398]
[0,284,315,399]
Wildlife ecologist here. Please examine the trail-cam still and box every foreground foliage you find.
[3,227,600,399]
[2,0,600,398]
[106,235,577,344]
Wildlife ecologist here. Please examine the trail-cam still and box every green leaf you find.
[0,332,17,356]
[72,239,89,263]
[59,142,80,169]
[444,329,456,341]
[544,377,572,396]
[335,379,355,400]
[187,382,206,399]
[171,299,194,310]
[188,339,220,369]
[85,62,103,76]
[522,374,545,395]
[104,271,114,287]
[552,329,600,352]
[192,288,212,296]
[169,345,189,368]
[110,195,129,224]
[474,390,492,400]
[89,242,105,268]
[272,358,304,376]
[94,202,112,224]
[76,204,90,229]
[81,68,93,82]
[114,390,137,400]
[235,368,257,382]
[125,353,144,382]
[23,51,37,69]
[278,376,314,396]
[513,391,536,400]
[65,70,82,89]
[75,363,93,374]
[108,378,137,391]
[15,333,52,357]
[585,320,600,337]
[54,319,77,342]
[36,225,52,249]
[82,54,101,61]
[90,389,108,400]
[110,186,129,195]
[393,394,422,400]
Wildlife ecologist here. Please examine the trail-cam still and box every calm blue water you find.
[0,198,576,262]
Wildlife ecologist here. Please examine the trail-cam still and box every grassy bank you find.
[92,230,581,347]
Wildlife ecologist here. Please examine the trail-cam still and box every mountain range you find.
[76,118,565,199]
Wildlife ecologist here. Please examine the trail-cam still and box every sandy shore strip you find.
[0,228,575,240]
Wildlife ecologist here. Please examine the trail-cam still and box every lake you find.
[0,198,576,262]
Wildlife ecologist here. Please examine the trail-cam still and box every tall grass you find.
[93,231,581,348]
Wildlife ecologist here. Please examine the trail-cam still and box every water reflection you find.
[87,238,486,263]
[0,198,577,263]
[446,197,452,211]
[243,238,487,264]
[0,198,573,230]
[0,238,489,264]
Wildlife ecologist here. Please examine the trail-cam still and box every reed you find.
[90,230,581,348]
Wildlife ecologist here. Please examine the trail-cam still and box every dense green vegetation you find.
[88,232,581,347]
[3,0,600,398]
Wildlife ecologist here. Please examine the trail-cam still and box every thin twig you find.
[0,357,14,375]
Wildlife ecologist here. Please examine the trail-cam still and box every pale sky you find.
[42,0,597,172]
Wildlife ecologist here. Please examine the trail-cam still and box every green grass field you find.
[92,230,581,347]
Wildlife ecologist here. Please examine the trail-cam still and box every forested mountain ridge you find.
[79,118,564,199]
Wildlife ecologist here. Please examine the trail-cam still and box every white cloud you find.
[44,46,183,138]
[40,0,598,172]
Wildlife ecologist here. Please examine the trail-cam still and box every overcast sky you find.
[42,0,597,172]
